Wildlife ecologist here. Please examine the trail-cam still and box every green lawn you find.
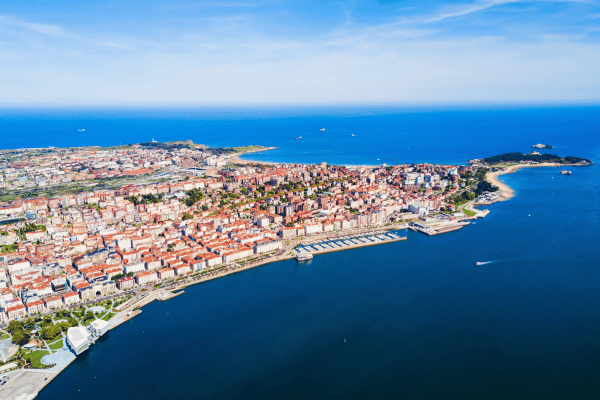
[453,198,470,207]
[25,350,50,369]
[102,312,116,321]
[0,333,9,340]
[49,340,64,350]
[462,208,476,217]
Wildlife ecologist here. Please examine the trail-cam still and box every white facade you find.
[254,239,282,254]
[408,203,429,216]
[124,262,145,275]
[67,326,91,355]
[90,319,110,337]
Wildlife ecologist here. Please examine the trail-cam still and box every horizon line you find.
[1,100,600,110]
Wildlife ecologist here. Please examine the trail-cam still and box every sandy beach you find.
[486,162,582,201]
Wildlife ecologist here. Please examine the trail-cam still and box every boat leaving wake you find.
[475,261,494,265]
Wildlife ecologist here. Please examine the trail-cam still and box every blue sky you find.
[1,0,599,105]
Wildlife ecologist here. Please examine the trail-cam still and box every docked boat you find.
[296,253,313,261]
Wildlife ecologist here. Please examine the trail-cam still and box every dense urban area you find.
[6,142,587,394]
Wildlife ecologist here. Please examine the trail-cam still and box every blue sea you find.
[2,106,600,399]
[1,105,599,165]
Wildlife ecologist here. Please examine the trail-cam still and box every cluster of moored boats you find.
[294,231,402,257]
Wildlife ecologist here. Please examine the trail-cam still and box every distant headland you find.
[472,152,592,166]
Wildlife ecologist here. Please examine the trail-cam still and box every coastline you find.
[4,224,411,400]
[230,154,380,168]
[486,162,585,201]
[227,147,278,165]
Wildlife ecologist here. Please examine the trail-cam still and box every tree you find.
[13,332,31,346]
[41,324,62,341]
[184,189,205,207]
[182,212,193,220]
[7,320,24,333]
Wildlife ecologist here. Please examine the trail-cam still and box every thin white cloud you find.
[424,0,598,23]
[424,0,520,23]
[0,14,132,50]
[0,14,66,36]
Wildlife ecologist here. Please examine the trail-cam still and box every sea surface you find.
[1,105,599,165]
[2,106,599,399]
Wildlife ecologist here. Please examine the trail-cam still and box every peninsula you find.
[0,143,592,399]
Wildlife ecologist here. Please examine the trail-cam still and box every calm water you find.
[1,105,599,165]
[3,106,599,399]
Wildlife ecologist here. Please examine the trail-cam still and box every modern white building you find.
[90,319,110,337]
[67,326,91,355]
[408,203,429,216]
[124,262,145,275]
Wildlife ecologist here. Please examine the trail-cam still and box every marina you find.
[293,231,407,258]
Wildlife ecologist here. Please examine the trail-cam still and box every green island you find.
[479,152,592,165]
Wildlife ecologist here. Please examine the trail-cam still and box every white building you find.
[90,319,110,337]
[304,224,322,235]
[124,262,146,275]
[254,239,282,254]
[222,247,254,263]
[67,326,91,355]
[408,203,429,216]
